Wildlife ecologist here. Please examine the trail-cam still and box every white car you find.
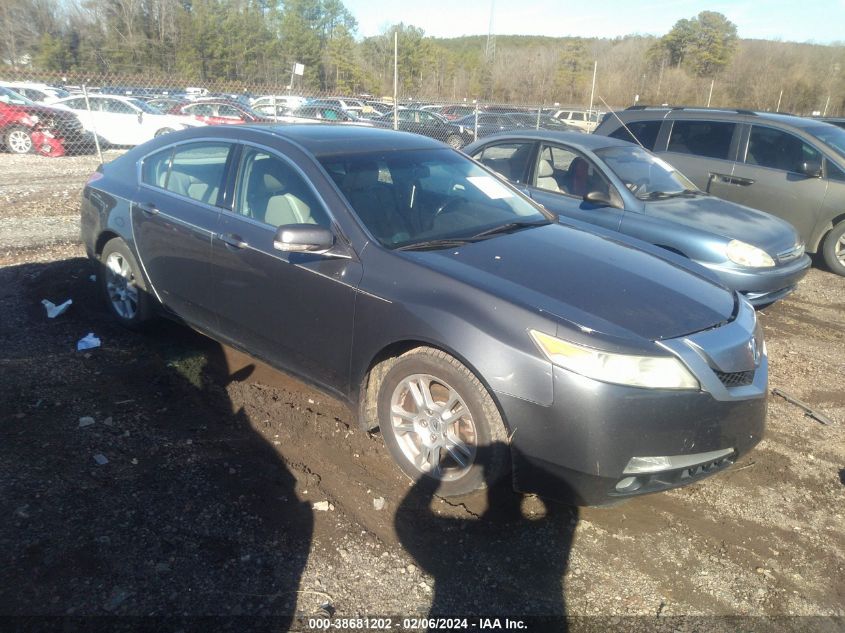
[551,109,602,132]
[251,95,306,112]
[51,95,204,146]
[0,81,70,104]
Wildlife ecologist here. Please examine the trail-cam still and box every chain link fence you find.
[0,69,604,161]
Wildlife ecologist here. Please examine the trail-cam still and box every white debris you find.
[42,298,72,318]
[78,416,95,427]
[89,274,96,282]
[77,333,101,351]
[373,496,386,511]
[313,501,331,512]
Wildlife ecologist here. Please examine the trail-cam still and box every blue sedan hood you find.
[407,224,735,342]
[644,195,800,254]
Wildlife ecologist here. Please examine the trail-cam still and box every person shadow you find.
[1,258,314,631]
[395,443,578,630]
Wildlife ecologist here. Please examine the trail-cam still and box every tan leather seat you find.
[265,193,314,226]
[536,159,561,192]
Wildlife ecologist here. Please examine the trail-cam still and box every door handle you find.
[137,202,158,216]
[218,233,248,249]
[709,173,755,187]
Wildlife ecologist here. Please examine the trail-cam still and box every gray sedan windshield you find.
[321,149,550,249]
[595,145,697,199]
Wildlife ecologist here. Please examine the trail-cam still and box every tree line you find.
[1,0,842,115]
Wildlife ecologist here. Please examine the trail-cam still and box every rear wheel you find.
[822,221,845,276]
[99,237,153,329]
[376,347,509,497]
[4,126,33,154]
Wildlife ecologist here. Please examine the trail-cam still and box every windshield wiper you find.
[470,219,550,239]
[639,189,702,200]
[395,238,474,251]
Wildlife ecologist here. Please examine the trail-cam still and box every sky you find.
[341,0,845,44]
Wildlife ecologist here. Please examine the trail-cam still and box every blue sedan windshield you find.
[321,149,551,249]
[595,145,697,199]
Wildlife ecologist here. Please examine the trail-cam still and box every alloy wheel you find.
[389,373,477,481]
[105,251,140,320]
[837,234,845,266]
[8,129,32,154]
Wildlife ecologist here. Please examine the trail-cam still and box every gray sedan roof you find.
[241,123,445,157]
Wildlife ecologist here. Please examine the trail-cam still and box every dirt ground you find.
[0,153,843,632]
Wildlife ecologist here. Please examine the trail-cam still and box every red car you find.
[0,86,90,156]
[166,99,271,126]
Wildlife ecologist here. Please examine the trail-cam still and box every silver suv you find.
[594,107,845,276]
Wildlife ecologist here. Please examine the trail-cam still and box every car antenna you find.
[598,96,645,149]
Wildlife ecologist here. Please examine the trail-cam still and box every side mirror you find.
[273,224,335,253]
[583,190,612,206]
[799,160,822,178]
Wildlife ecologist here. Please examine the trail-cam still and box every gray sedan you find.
[466,131,810,306]
[81,124,767,505]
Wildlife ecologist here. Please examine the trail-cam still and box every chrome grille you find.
[714,369,755,387]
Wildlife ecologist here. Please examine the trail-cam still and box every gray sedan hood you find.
[408,223,735,342]
[644,195,800,254]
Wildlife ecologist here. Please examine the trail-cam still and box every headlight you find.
[726,240,775,268]
[529,330,700,390]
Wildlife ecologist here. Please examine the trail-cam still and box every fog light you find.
[615,476,642,492]
[624,448,735,475]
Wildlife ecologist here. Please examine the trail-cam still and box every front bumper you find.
[500,300,767,506]
[705,254,811,307]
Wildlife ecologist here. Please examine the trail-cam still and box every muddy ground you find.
[0,153,843,632]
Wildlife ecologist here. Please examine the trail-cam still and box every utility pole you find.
[707,78,715,107]
[393,31,398,131]
[485,0,496,62]
[588,61,597,115]
[776,89,783,112]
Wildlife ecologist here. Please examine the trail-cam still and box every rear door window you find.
[745,126,822,173]
[608,120,662,150]
[667,120,736,160]
[165,143,231,205]
[471,142,534,182]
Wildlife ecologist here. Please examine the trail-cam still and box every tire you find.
[376,347,509,497]
[821,221,845,276]
[99,237,153,329]
[445,134,464,150]
[154,127,175,137]
[4,126,33,154]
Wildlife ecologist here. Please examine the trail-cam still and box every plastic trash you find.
[42,299,72,318]
[77,333,101,351]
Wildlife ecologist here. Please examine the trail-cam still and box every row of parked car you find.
[0,80,603,157]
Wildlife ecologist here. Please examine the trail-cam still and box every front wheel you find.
[822,221,845,276]
[376,347,509,497]
[4,126,33,154]
[445,134,464,149]
[99,237,153,329]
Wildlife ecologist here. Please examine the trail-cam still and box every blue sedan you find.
[465,131,811,306]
